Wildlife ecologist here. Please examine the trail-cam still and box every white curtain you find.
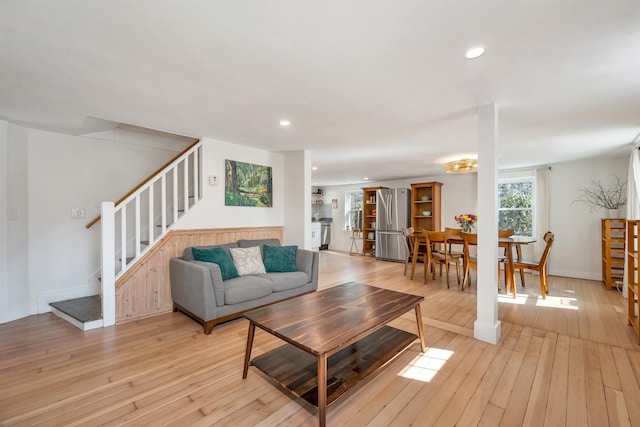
[623,147,640,298]
[535,167,551,259]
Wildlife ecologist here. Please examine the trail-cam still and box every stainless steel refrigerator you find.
[375,188,411,262]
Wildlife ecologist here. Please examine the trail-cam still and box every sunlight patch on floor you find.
[536,295,578,310]
[498,293,578,310]
[398,347,454,382]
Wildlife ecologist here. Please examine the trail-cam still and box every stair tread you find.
[50,295,102,323]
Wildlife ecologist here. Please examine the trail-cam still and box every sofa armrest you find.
[170,258,224,320]
[296,249,319,289]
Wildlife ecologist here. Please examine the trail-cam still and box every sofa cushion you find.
[237,238,281,256]
[229,246,266,276]
[263,244,298,273]
[183,242,238,261]
[224,276,274,305]
[191,247,239,280]
[260,272,310,292]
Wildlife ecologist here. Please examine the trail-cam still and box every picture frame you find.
[225,159,273,207]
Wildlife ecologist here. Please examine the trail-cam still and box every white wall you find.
[6,124,29,321]
[173,137,286,229]
[0,121,8,323]
[2,127,308,324]
[320,173,478,253]
[550,155,628,280]
[283,151,311,249]
[320,154,629,281]
[1,125,193,323]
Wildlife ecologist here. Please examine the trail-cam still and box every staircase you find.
[50,140,203,330]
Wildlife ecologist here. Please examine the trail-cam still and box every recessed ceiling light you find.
[364,177,369,180]
[279,120,290,126]
[465,46,486,59]
[312,166,318,171]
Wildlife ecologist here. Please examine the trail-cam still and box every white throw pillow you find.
[229,246,266,276]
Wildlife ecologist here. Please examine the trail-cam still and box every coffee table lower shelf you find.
[250,325,417,408]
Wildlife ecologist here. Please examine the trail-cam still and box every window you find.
[345,190,363,231]
[498,177,535,237]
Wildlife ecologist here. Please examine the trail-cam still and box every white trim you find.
[549,269,600,281]
[50,307,103,331]
[101,202,116,326]
[474,319,502,345]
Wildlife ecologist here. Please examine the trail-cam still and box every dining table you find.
[409,232,535,298]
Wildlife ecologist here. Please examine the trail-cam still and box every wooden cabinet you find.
[627,220,639,344]
[410,182,442,232]
[362,186,387,256]
[602,218,625,289]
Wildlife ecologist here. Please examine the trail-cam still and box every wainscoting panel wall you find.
[115,226,285,323]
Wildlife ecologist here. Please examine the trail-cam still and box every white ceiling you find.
[1,1,639,185]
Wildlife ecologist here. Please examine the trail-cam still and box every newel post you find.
[101,202,116,326]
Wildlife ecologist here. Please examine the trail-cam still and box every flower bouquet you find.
[455,214,477,233]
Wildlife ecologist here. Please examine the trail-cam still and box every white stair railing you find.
[100,141,202,326]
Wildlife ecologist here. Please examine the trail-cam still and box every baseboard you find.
[548,268,600,281]
[37,285,100,314]
[0,304,34,324]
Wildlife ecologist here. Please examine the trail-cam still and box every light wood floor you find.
[1,251,639,426]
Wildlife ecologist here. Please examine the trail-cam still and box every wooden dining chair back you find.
[512,232,555,299]
[426,230,462,287]
[405,227,431,279]
[498,229,525,288]
[498,229,514,238]
[401,227,414,276]
[444,227,464,257]
[460,231,478,290]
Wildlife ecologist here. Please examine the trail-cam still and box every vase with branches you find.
[571,175,627,216]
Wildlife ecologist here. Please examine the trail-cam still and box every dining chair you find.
[460,231,477,290]
[427,230,462,287]
[444,227,464,258]
[512,232,555,299]
[407,228,431,280]
[401,227,416,276]
[497,229,525,289]
[404,230,432,282]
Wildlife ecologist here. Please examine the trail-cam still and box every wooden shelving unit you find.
[362,186,387,256]
[410,182,442,232]
[627,220,639,344]
[602,218,626,289]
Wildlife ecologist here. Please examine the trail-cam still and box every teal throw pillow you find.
[263,244,298,273]
[192,247,239,280]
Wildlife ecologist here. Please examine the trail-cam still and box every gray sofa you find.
[170,238,319,334]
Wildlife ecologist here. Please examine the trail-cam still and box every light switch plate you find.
[209,175,218,186]
[71,208,86,219]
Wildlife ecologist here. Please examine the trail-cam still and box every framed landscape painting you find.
[225,160,273,207]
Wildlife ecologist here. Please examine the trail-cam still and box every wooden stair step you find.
[49,295,102,323]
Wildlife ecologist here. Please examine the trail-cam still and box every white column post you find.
[474,103,501,344]
[101,202,116,327]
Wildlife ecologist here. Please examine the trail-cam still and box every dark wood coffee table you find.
[242,282,425,427]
